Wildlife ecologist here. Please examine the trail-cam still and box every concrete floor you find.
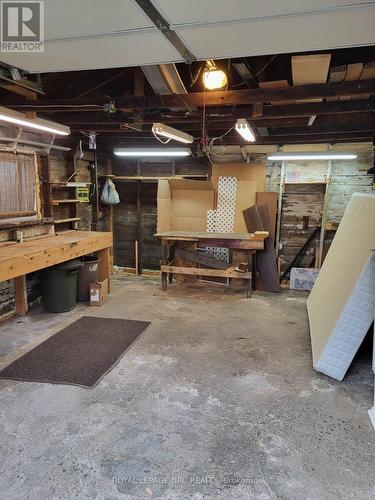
[0,273,374,499]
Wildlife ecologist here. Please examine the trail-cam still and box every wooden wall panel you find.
[113,181,159,270]
[279,183,325,272]
[113,181,137,268]
[112,158,208,178]
[140,183,159,270]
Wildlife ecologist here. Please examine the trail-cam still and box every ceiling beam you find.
[100,131,374,146]
[116,79,375,108]
[83,126,374,138]
[66,117,310,130]
[272,124,375,135]
[6,79,375,109]
[262,98,375,118]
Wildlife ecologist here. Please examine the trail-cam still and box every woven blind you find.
[0,152,36,218]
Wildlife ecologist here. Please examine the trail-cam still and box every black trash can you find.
[77,255,100,302]
[41,259,83,313]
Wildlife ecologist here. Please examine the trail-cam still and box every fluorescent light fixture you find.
[0,106,70,136]
[114,148,191,157]
[152,123,193,144]
[267,152,358,161]
[235,119,256,142]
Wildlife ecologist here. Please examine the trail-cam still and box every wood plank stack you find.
[243,205,281,293]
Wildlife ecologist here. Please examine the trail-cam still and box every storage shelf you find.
[52,199,80,205]
[53,217,81,224]
[50,181,91,189]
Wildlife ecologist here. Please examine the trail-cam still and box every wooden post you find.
[90,150,99,231]
[106,157,114,272]
[318,160,332,268]
[136,180,142,274]
[161,240,168,291]
[168,244,175,283]
[275,161,285,257]
[14,275,28,316]
[135,240,139,276]
[247,252,253,298]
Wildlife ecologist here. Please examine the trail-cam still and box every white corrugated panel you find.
[174,5,375,60]
[153,0,370,25]
[0,32,183,73]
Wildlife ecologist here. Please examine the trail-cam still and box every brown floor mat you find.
[0,316,151,388]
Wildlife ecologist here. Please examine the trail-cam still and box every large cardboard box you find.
[156,163,266,234]
[157,179,215,233]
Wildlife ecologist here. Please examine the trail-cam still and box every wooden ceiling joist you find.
[7,79,375,110]
[103,131,373,146]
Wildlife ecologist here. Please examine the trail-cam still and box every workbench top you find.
[155,231,267,241]
[0,231,113,282]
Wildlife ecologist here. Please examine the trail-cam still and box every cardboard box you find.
[156,163,266,235]
[290,267,319,291]
[157,179,215,233]
[89,278,109,306]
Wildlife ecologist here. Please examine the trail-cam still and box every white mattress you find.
[369,315,375,431]
[369,388,375,431]
[314,252,375,380]
[307,193,375,381]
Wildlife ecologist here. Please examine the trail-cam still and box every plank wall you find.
[265,142,374,272]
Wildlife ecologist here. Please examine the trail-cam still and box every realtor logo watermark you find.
[1,1,44,52]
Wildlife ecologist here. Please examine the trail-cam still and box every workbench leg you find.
[247,252,253,298]
[14,275,28,316]
[161,241,168,291]
[96,247,111,293]
[168,244,175,283]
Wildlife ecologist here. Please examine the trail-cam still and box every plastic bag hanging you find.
[101,178,120,205]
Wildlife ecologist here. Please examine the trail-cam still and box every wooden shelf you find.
[53,217,81,224]
[52,199,80,206]
[50,181,90,186]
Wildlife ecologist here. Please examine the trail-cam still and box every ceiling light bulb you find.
[203,69,227,90]
[235,119,256,142]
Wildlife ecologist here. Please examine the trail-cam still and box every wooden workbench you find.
[0,230,113,316]
[155,231,268,297]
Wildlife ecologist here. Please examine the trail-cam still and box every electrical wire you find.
[173,93,193,114]
[205,124,236,163]
[11,104,103,109]
[255,55,277,78]
[152,131,171,144]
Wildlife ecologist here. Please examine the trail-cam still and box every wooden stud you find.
[14,275,28,316]
[318,160,332,268]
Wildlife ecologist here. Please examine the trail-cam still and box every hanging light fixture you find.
[235,119,256,142]
[0,106,70,136]
[152,123,193,144]
[203,60,227,90]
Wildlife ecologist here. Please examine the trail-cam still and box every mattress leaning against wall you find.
[307,193,375,381]
[369,317,375,430]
